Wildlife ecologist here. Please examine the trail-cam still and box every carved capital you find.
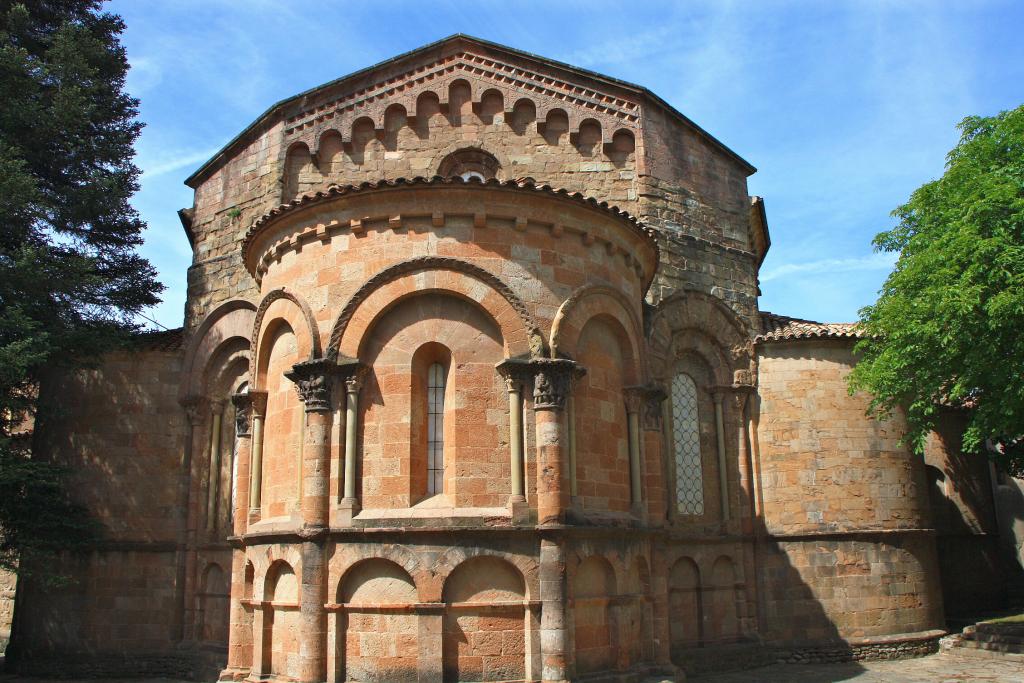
[627,384,667,431]
[285,358,342,413]
[337,358,368,396]
[249,391,268,417]
[495,359,535,394]
[180,396,205,426]
[231,392,253,437]
[530,358,585,411]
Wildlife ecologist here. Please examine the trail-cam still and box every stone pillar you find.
[338,361,367,524]
[532,358,583,527]
[224,392,253,679]
[640,385,668,523]
[712,389,730,523]
[539,535,568,683]
[206,400,224,532]
[650,546,673,669]
[530,358,582,683]
[417,604,445,683]
[224,548,253,677]
[286,358,343,683]
[248,392,268,519]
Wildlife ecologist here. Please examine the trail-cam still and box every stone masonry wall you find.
[12,348,187,659]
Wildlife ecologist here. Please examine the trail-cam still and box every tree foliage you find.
[849,105,1024,475]
[0,1,162,575]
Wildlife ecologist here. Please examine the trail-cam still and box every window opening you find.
[427,362,446,495]
[672,373,705,515]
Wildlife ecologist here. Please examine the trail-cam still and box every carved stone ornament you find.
[231,392,253,437]
[180,396,204,427]
[495,358,536,394]
[530,358,586,411]
[285,358,341,412]
[642,385,668,431]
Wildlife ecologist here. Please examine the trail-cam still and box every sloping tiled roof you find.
[757,312,861,343]
[135,327,185,352]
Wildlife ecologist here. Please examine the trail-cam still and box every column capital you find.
[231,392,253,437]
[179,395,206,426]
[338,357,369,395]
[286,358,344,413]
[627,383,668,431]
[495,358,534,392]
[531,358,585,411]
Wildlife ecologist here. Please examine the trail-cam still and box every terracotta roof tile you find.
[757,312,861,343]
[134,327,185,352]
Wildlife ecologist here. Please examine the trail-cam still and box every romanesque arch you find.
[336,559,419,683]
[262,560,300,678]
[250,288,321,388]
[328,256,544,360]
[708,555,740,642]
[573,555,618,675]
[179,299,256,402]
[550,283,645,377]
[669,557,702,652]
[198,562,229,645]
[442,556,527,683]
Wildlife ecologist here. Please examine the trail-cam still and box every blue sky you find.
[106,0,1024,330]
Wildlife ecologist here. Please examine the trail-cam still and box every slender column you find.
[286,357,342,683]
[567,396,578,499]
[206,400,224,532]
[173,397,203,642]
[248,392,267,517]
[623,388,644,510]
[712,390,730,522]
[231,392,253,537]
[496,360,532,512]
[339,363,367,523]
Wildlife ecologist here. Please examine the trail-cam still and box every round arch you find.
[179,300,256,402]
[550,283,645,379]
[327,256,544,361]
[249,288,321,388]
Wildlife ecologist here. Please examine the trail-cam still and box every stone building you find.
[7,35,1019,682]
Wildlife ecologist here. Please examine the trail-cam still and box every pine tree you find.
[0,1,162,574]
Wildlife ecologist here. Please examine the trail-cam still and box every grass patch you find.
[984,612,1024,624]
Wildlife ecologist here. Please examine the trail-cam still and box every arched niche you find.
[573,555,618,675]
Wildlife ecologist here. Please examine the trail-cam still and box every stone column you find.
[532,358,583,527]
[230,392,253,537]
[623,388,645,512]
[539,535,569,683]
[712,388,730,523]
[248,392,268,519]
[650,546,673,669]
[174,397,203,642]
[206,400,224,532]
[286,358,342,683]
[496,359,532,519]
[224,392,254,677]
[531,358,582,683]
[338,361,367,524]
[640,385,668,523]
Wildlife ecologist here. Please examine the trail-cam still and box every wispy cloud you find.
[139,147,219,181]
[760,252,897,283]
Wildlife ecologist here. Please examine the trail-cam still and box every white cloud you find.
[139,147,220,181]
[759,251,897,283]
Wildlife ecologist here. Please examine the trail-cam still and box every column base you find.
[247,508,260,525]
[217,666,250,682]
[338,497,360,525]
[508,494,529,523]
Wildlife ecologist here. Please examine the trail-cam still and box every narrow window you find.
[672,373,705,515]
[427,362,446,495]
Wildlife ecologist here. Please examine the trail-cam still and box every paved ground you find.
[1,652,1021,682]
[693,651,1024,682]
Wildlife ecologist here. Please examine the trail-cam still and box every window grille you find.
[672,373,704,515]
[427,362,446,495]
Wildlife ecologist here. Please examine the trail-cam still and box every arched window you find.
[672,373,704,515]
[427,362,446,496]
[437,148,501,180]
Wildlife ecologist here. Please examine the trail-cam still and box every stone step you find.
[963,631,1024,649]
[946,641,1024,663]
[955,638,1024,656]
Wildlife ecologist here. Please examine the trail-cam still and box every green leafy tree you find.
[0,1,162,574]
[849,105,1024,475]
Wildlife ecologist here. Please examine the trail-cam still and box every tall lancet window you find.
[672,373,705,515]
[427,362,446,496]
